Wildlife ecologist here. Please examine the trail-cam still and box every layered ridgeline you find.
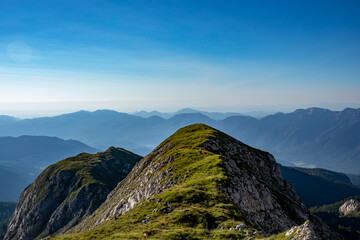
[4,147,142,240]
[48,124,339,239]
[0,108,359,174]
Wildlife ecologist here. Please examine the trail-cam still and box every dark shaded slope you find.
[348,174,360,186]
[0,202,16,239]
[280,165,360,207]
[310,196,360,240]
[0,167,29,202]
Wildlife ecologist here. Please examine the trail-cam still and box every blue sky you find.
[0,0,359,117]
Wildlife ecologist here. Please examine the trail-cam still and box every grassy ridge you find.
[52,124,261,239]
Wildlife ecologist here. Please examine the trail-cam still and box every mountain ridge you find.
[54,124,340,239]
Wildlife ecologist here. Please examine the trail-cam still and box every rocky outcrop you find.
[67,124,340,239]
[4,147,142,240]
[284,220,337,240]
[339,199,360,216]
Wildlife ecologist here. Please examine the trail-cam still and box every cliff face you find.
[4,147,142,240]
[64,124,340,239]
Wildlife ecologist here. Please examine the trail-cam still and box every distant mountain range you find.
[0,107,359,174]
[222,107,360,174]
[0,136,98,201]
[133,108,245,120]
[0,115,18,124]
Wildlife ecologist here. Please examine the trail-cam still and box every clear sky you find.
[1,0,359,117]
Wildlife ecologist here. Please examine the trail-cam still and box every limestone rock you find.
[285,220,341,240]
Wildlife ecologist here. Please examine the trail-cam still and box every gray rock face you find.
[4,147,142,240]
[203,138,306,234]
[203,136,339,238]
[339,199,360,216]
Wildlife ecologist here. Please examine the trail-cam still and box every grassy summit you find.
[53,124,260,239]
[51,124,333,240]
